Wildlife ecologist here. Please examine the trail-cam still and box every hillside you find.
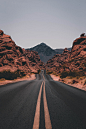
[0,30,44,76]
[27,43,71,63]
[46,33,86,78]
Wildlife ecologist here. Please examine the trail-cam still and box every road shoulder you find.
[0,74,36,86]
[50,74,86,91]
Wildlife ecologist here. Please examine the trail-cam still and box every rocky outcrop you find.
[68,34,86,73]
[46,34,86,76]
[0,30,44,73]
[46,48,71,73]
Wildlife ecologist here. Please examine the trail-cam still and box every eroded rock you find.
[0,30,44,73]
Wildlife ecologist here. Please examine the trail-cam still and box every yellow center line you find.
[33,72,52,129]
[32,81,43,129]
[43,81,52,129]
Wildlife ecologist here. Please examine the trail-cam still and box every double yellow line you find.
[33,77,52,129]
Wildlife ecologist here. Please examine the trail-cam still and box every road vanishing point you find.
[0,70,86,129]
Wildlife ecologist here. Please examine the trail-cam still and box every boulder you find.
[0,30,4,35]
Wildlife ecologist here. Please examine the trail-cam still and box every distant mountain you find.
[27,43,71,63]
[55,48,71,54]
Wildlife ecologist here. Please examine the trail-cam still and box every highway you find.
[0,71,86,129]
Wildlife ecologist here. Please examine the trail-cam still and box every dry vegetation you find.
[0,69,26,80]
[50,73,86,91]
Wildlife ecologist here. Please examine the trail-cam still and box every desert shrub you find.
[31,69,41,74]
[0,69,25,80]
[60,71,85,78]
[69,71,78,77]
[52,71,57,75]
[46,70,53,74]
[0,78,5,81]
[72,79,78,84]
[60,71,69,78]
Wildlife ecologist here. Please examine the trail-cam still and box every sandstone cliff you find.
[46,34,86,77]
[0,30,44,74]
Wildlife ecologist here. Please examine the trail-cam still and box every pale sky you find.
[0,0,86,49]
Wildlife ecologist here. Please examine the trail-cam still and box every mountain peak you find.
[28,43,57,63]
[27,43,71,63]
[40,42,46,46]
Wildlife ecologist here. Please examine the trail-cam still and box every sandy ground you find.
[1,73,86,91]
[50,74,86,91]
[50,74,60,81]
[0,74,36,86]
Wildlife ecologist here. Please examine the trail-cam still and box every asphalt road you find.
[0,71,86,129]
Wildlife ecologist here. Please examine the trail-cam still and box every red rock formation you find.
[46,48,71,73]
[46,34,86,76]
[0,30,44,73]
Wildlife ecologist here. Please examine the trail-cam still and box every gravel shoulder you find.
[50,74,86,91]
[0,74,36,86]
